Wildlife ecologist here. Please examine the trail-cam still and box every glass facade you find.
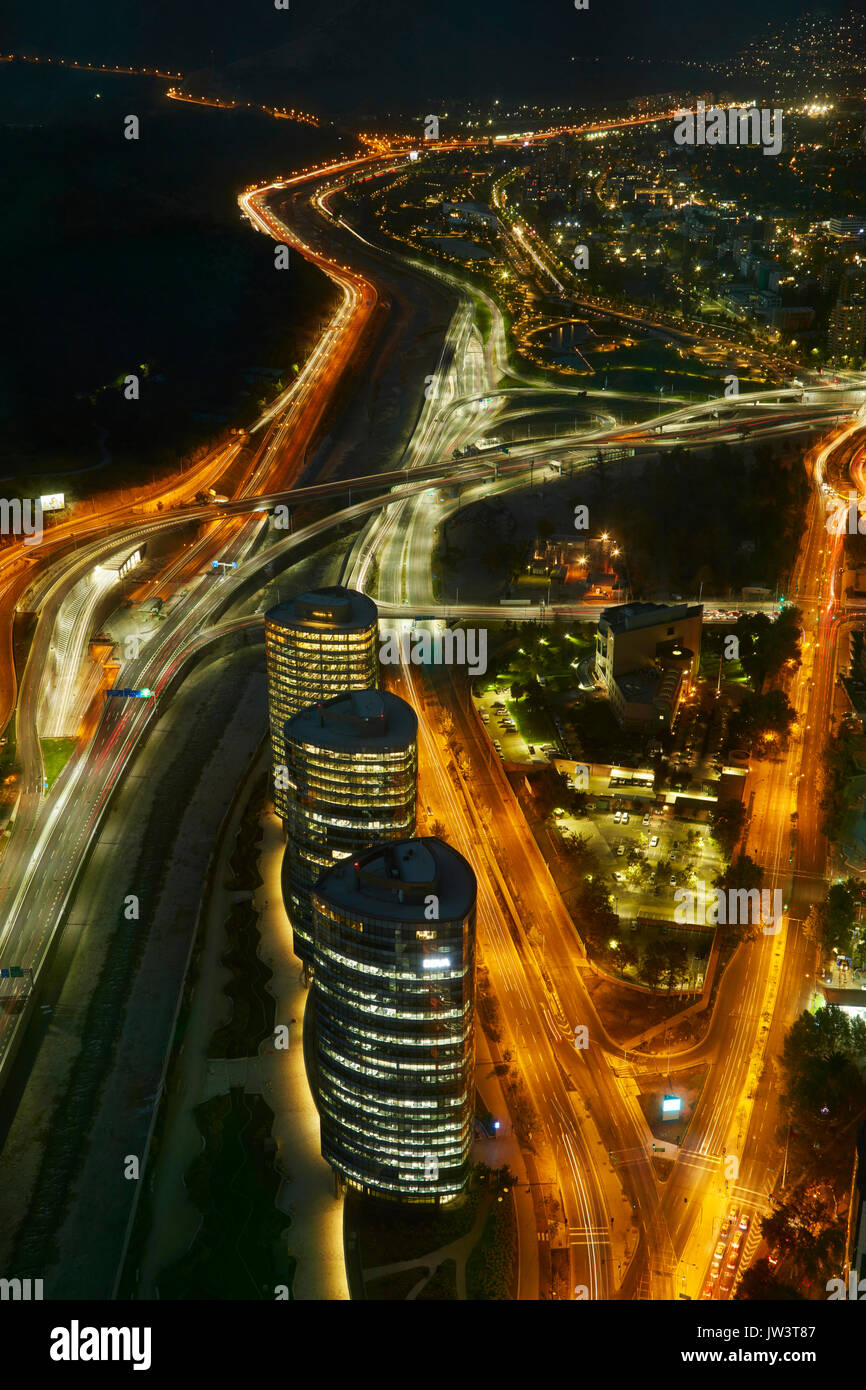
[312,839,476,1203]
[264,587,379,820]
[282,690,417,964]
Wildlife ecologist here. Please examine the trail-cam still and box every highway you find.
[325,141,866,1298]
[1,118,864,1303]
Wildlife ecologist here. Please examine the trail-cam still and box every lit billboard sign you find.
[39,493,65,512]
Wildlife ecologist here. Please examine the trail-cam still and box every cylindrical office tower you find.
[312,838,476,1203]
[281,689,418,965]
[265,587,379,820]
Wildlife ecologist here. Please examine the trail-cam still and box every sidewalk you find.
[474,1061,540,1300]
[252,803,349,1301]
[135,746,348,1300]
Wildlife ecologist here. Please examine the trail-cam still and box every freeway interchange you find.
[1,128,865,1302]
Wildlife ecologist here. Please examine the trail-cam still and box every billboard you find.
[39,493,65,513]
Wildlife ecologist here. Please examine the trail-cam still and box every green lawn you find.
[466,1191,518,1300]
[40,737,77,790]
[472,294,493,344]
[507,697,558,747]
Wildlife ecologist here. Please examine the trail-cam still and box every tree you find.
[778,1006,866,1185]
[561,831,596,868]
[575,875,618,952]
[608,939,638,974]
[641,939,668,991]
[781,1005,866,1073]
[711,800,746,857]
[661,939,688,991]
[736,1258,804,1301]
[824,882,857,957]
[734,608,802,688]
[714,852,764,894]
[728,689,796,754]
[759,1185,846,1287]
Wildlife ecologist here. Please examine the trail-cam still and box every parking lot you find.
[557,798,723,924]
[474,688,553,765]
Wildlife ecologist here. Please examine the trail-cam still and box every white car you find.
[622,812,629,824]
[650,835,659,848]
[613,810,622,823]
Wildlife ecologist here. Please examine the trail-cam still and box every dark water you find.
[0,66,340,488]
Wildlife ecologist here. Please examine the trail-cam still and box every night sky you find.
[3,1,856,107]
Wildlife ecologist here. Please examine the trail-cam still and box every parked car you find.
[642,813,651,826]
[614,810,622,823]
[622,812,629,824]
[650,835,659,848]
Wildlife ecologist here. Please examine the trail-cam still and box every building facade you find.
[282,689,418,965]
[829,296,866,363]
[264,587,379,819]
[312,838,476,1202]
[595,601,703,729]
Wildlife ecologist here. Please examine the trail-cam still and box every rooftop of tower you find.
[314,837,476,923]
[284,688,417,752]
[265,585,378,633]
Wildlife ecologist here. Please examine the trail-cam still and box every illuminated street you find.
[1,5,866,1360]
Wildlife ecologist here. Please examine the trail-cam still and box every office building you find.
[829,297,866,363]
[282,689,418,965]
[595,601,703,729]
[265,586,379,819]
[825,215,866,239]
[313,838,476,1202]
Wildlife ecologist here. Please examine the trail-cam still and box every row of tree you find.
[739,1006,866,1299]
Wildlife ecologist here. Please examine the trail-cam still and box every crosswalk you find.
[567,1224,612,1247]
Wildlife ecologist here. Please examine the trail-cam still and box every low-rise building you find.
[596,602,702,729]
